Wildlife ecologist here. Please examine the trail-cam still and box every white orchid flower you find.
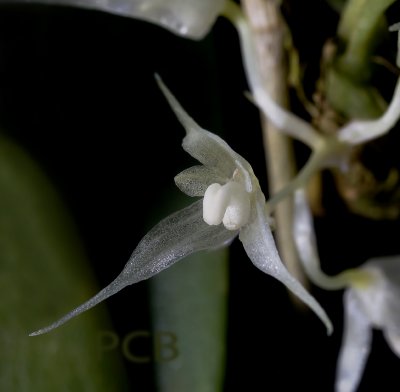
[5,0,226,39]
[29,77,332,336]
[293,189,400,392]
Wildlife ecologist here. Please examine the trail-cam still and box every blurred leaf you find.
[0,133,128,391]
[325,0,346,12]
[150,192,228,391]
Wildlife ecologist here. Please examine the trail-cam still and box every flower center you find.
[203,182,251,230]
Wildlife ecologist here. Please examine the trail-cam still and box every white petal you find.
[156,75,253,182]
[14,0,225,38]
[338,78,400,145]
[366,255,400,286]
[335,290,372,392]
[30,200,237,336]
[384,328,400,357]
[174,165,228,197]
[239,191,333,334]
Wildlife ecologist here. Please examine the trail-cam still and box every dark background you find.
[0,1,400,391]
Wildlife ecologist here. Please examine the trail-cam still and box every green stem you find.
[305,265,374,290]
[326,0,395,120]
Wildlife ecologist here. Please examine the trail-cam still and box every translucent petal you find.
[239,191,333,334]
[30,200,237,336]
[335,290,372,392]
[174,165,228,197]
[9,0,225,39]
[384,328,400,357]
[156,75,253,182]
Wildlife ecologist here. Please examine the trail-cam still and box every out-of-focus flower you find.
[4,0,226,39]
[293,189,400,392]
[29,77,332,337]
[336,257,400,392]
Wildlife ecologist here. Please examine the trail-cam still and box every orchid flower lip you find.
[203,181,251,230]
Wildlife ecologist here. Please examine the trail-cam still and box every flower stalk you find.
[242,0,308,301]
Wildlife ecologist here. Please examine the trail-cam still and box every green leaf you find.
[325,0,347,12]
[0,133,128,391]
[150,192,228,391]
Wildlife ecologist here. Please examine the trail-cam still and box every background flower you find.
[336,256,400,392]
[1,0,226,38]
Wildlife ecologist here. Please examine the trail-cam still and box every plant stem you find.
[327,0,396,119]
[222,1,322,148]
[242,0,308,297]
